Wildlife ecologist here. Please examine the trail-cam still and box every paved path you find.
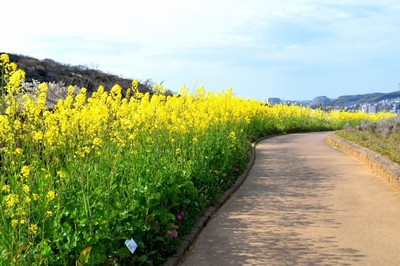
[180,132,400,265]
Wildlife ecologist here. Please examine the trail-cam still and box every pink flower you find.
[177,211,185,222]
[177,214,183,221]
[167,230,178,238]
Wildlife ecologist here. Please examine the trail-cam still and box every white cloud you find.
[2,0,400,100]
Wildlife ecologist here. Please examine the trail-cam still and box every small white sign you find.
[125,238,138,254]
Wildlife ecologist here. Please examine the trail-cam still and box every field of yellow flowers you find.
[0,53,396,265]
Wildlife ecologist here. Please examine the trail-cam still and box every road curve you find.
[180,132,400,265]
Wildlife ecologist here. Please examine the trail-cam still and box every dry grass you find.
[336,116,400,164]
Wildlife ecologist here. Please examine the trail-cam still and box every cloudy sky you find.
[2,0,400,101]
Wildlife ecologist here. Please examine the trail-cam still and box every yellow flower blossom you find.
[33,194,40,201]
[1,185,10,193]
[33,131,44,142]
[5,194,19,207]
[25,196,31,204]
[11,219,18,228]
[92,137,102,146]
[16,207,26,216]
[128,133,136,140]
[57,171,66,178]
[46,191,56,201]
[20,166,31,179]
[83,146,91,154]
[13,120,22,130]
[229,131,236,142]
[29,224,38,235]
[0,53,10,62]
[22,184,30,193]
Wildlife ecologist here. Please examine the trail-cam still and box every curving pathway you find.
[179,132,400,265]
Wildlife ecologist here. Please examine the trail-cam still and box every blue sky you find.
[2,0,400,101]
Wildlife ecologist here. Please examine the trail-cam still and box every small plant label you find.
[125,238,138,254]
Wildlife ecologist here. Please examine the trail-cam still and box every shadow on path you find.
[181,133,400,265]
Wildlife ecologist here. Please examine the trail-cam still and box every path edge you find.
[163,135,277,266]
[326,133,400,192]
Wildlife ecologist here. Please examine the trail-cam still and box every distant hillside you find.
[2,53,157,95]
[332,91,400,106]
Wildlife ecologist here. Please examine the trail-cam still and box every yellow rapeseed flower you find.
[22,184,30,193]
[92,137,102,146]
[57,171,66,178]
[29,224,38,235]
[32,194,40,201]
[5,194,19,207]
[20,166,31,179]
[1,185,10,193]
[13,120,22,130]
[16,206,26,216]
[33,131,44,142]
[46,191,56,201]
[229,131,236,142]
[25,196,31,204]
[0,53,10,63]
[11,219,18,228]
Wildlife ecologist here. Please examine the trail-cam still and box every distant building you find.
[361,104,379,113]
[368,105,378,113]
[265,97,282,105]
